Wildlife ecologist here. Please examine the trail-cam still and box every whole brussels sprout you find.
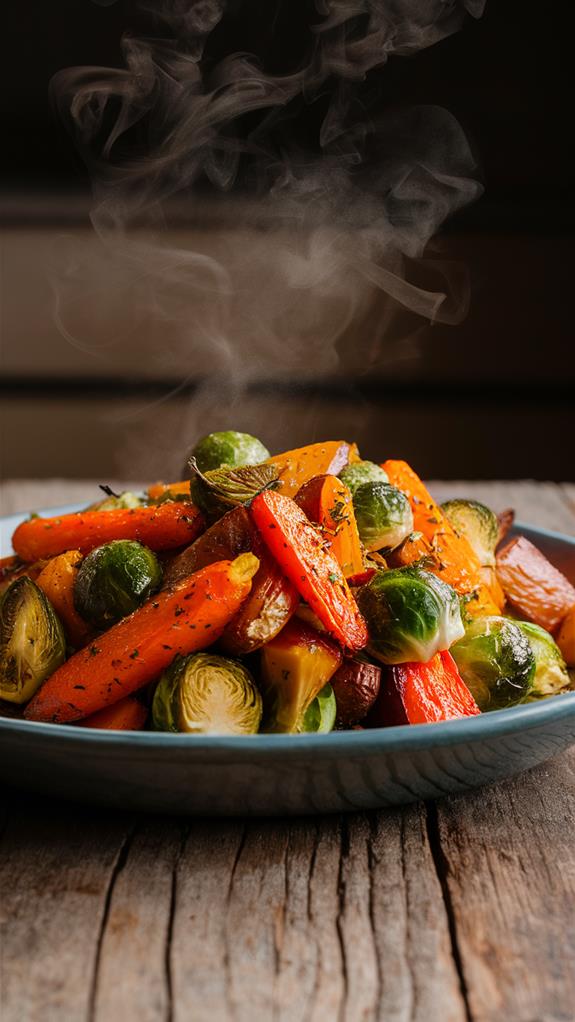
[152,652,262,735]
[451,616,535,711]
[301,683,337,733]
[0,577,66,704]
[357,566,464,664]
[338,460,389,494]
[190,431,270,473]
[441,499,498,567]
[352,482,414,552]
[74,540,162,629]
[516,621,571,698]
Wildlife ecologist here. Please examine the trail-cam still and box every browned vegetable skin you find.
[260,617,342,732]
[555,606,575,666]
[163,505,298,654]
[496,536,575,632]
[330,657,381,727]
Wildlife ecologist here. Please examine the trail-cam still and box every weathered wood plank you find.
[433,750,575,1022]
[0,793,132,1022]
[92,820,183,1022]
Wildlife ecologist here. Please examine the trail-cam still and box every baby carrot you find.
[24,553,259,724]
[250,490,367,651]
[12,502,204,562]
[77,696,148,731]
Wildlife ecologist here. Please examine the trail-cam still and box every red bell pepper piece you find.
[250,490,368,651]
[368,651,480,726]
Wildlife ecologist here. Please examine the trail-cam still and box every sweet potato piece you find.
[330,657,381,727]
[556,606,575,667]
[496,536,575,632]
[36,550,93,649]
[268,441,358,499]
[260,618,342,732]
[295,474,364,579]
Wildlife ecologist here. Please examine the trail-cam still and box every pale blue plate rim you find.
[1,503,574,756]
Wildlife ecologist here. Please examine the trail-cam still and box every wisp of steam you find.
[51,0,486,470]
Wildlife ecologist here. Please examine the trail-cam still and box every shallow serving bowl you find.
[1,506,574,815]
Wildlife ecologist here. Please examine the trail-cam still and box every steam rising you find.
[51,0,485,465]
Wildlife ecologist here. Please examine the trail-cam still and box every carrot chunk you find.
[295,474,365,579]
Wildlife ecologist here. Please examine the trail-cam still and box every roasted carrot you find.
[496,536,575,633]
[12,502,204,562]
[267,441,359,499]
[251,490,367,651]
[295,474,365,579]
[368,651,480,726]
[382,460,501,617]
[0,555,47,594]
[147,481,191,500]
[24,553,259,724]
[78,696,148,731]
[556,606,575,666]
[35,550,93,648]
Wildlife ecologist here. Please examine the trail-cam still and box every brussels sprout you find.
[451,616,535,710]
[0,577,66,704]
[516,621,571,698]
[260,618,342,732]
[357,566,464,664]
[338,460,389,494]
[190,431,270,473]
[88,489,143,512]
[152,652,262,735]
[189,459,279,522]
[352,482,414,552]
[74,540,162,629]
[301,684,337,733]
[441,499,498,567]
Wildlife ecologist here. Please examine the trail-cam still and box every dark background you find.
[2,0,574,481]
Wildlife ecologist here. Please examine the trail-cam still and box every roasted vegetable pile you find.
[1,432,574,733]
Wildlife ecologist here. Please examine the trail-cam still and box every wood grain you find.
[1,480,574,1022]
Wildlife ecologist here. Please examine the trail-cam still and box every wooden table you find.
[1,479,575,1022]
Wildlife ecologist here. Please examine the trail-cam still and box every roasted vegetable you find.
[338,460,389,493]
[0,578,66,704]
[352,482,413,552]
[268,441,358,499]
[295,474,364,578]
[163,506,258,587]
[301,684,337,733]
[251,489,368,651]
[516,621,571,698]
[190,431,270,473]
[12,501,204,561]
[24,553,260,724]
[74,540,162,630]
[152,652,262,735]
[556,606,575,667]
[496,536,575,632]
[260,618,342,732]
[36,550,93,648]
[330,656,381,727]
[357,566,464,664]
[219,549,299,655]
[189,459,279,522]
[451,616,535,711]
[89,489,143,511]
[441,499,498,568]
[367,651,480,726]
[383,460,501,617]
[78,695,148,731]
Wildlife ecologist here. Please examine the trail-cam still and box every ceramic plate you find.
[1,505,574,815]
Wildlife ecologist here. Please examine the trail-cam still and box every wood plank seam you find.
[165,822,190,1022]
[425,803,474,1022]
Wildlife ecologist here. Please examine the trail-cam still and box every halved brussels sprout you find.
[88,489,143,512]
[0,577,66,704]
[190,431,270,473]
[352,482,414,552]
[74,540,162,629]
[357,566,464,664]
[152,652,262,735]
[441,499,498,567]
[189,460,279,522]
[516,621,571,698]
[260,618,342,733]
[338,460,389,494]
[451,616,535,710]
[301,683,337,733]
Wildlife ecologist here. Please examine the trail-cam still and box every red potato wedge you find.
[330,657,381,727]
[496,536,575,632]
